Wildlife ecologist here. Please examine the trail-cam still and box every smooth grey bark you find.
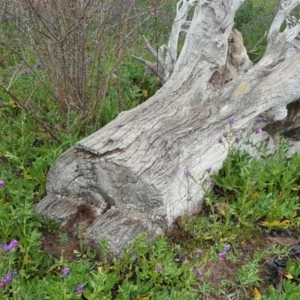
[36,0,300,257]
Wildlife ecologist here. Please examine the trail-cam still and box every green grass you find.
[1,1,300,299]
[253,0,278,9]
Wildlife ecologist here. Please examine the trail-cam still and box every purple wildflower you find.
[195,268,203,278]
[1,239,18,252]
[0,282,5,288]
[207,167,212,173]
[228,118,234,126]
[10,269,18,277]
[235,136,241,143]
[204,177,211,184]
[75,284,84,294]
[219,252,227,261]
[218,137,223,143]
[232,128,238,133]
[222,131,228,138]
[2,275,11,284]
[243,126,249,131]
[195,249,202,256]
[0,180,5,188]
[224,244,231,252]
[61,268,70,277]
[24,69,33,75]
[54,124,60,131]
[183,170,190,177]
[257,116,264,122]
[156,265,163,272]
[254,128,261,134]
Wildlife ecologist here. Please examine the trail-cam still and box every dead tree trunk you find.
[36,0,300,257]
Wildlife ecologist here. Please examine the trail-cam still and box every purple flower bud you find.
[222,131,228,138]
[195,249,202,255]
[228,118,234,126]
[243,126,249,131]
[54,124,60,131]
[219,252,227,261]
[2,275,11,283]
[254,128,261,134]
[24,69,33,75]
[224,244,231,252]
[75,283,84,294]
[0,180,5,188]
[195,268,203,278]
[1,239,18,252]
[10,269,18,277]
[61,268,70,277]
[218,137,223,143]
[0,282,5,288]
[156,265,163,272]
[204,177,211,184]
[206,167,212,173]
[235,136,241,143]
[232,128,238,133]
[183,170,190,177]
[257,116,264,122]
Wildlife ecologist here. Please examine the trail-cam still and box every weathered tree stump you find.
[36,0,300,257]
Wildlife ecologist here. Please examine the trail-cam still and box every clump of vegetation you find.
[234,0,278,61]
[1,0,300,299]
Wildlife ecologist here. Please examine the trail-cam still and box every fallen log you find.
[36,0,300,257]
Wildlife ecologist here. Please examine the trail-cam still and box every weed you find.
[58,233,69,245]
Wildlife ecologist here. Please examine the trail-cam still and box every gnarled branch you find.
[132,0,197,83]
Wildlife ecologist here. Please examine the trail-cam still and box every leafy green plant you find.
[58,233,69,245]
[203,119,300,230]
[236,260,263,287]
[263,280,300,300]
